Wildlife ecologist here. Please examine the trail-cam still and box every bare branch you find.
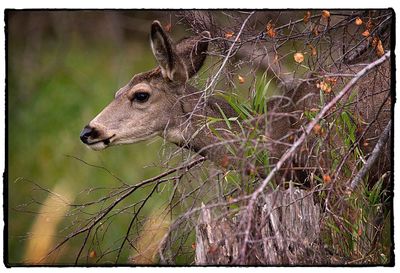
[347,120,391,192]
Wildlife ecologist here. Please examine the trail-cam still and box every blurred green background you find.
[7,10,187,264]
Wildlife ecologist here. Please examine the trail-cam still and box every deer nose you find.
[80,125,98,144]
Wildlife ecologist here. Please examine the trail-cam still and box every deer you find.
[80,20,391,188]
[79,21,241,170]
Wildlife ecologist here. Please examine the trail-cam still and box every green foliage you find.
[322,175,391,263]
[211,72,275,192]
[253,73,273,115]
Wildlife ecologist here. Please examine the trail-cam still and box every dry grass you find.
[23,182,74,264]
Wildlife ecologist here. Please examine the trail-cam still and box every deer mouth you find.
[86,134,116,150]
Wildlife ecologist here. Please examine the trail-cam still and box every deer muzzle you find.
[80,125,115,150]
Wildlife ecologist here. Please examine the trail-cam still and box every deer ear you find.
[150,20,188,82]
[176,31,210,78]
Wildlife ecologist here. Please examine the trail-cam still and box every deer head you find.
[80,21,211,151]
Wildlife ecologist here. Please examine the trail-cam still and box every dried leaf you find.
[362,29,370,37]
[220,154,230,168]
[313,25,320,36]
[308,43,317,56]
[326,77,337,84]
[372,36,379,47]
[225,31,234,39]
[294,52,304,63]
[375,39,384,57]
[89,250,97,258]
[322,10,330,19]
[323,174,332,184]
[313,124,322,135]
[208,243,218,254]
[366,18,374,31]
[355,17,363,26]
[191,243,196,250]
[164,23,172,32]
[245,165,256,176]
[238,74,245,84]
[266,21,277,38]
[303,11,311,23]
[227,195,235,203]
[317,80,332,93]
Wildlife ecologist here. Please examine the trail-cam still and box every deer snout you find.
[80,124,115,150]
[80,125,99,144]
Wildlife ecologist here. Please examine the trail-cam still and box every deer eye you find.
[132,92,150,103]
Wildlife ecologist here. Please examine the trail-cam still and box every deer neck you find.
[165,115,229,166]
[165,93,237,167]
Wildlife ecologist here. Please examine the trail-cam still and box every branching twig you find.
[39,157,205,263]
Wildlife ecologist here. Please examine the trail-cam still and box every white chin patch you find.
[87,142,108,151]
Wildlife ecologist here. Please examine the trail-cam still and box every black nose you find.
[80,125,96,144]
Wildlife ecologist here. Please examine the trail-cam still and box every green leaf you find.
[253,75,273,114]
[215,103,232,130]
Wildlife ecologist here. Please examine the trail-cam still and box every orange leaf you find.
[225,31,234,39]
[318,80,332,93]
[362,30,370,37]
[375,39,384,57]
[313,124,322,135]
[322,10,330,19]
[191,243,196,250]
[294,52,304,63]
[326,77,337,84]
[308,43,317,56]
[323,174,332,184]
[89,250,97,258]
[372,36,379,47]
[303,11,311,23]
[266,21,277,38]
[355,17,363,26]
[238,74,245,84]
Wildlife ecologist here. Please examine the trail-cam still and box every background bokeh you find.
[7,10,189,264]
